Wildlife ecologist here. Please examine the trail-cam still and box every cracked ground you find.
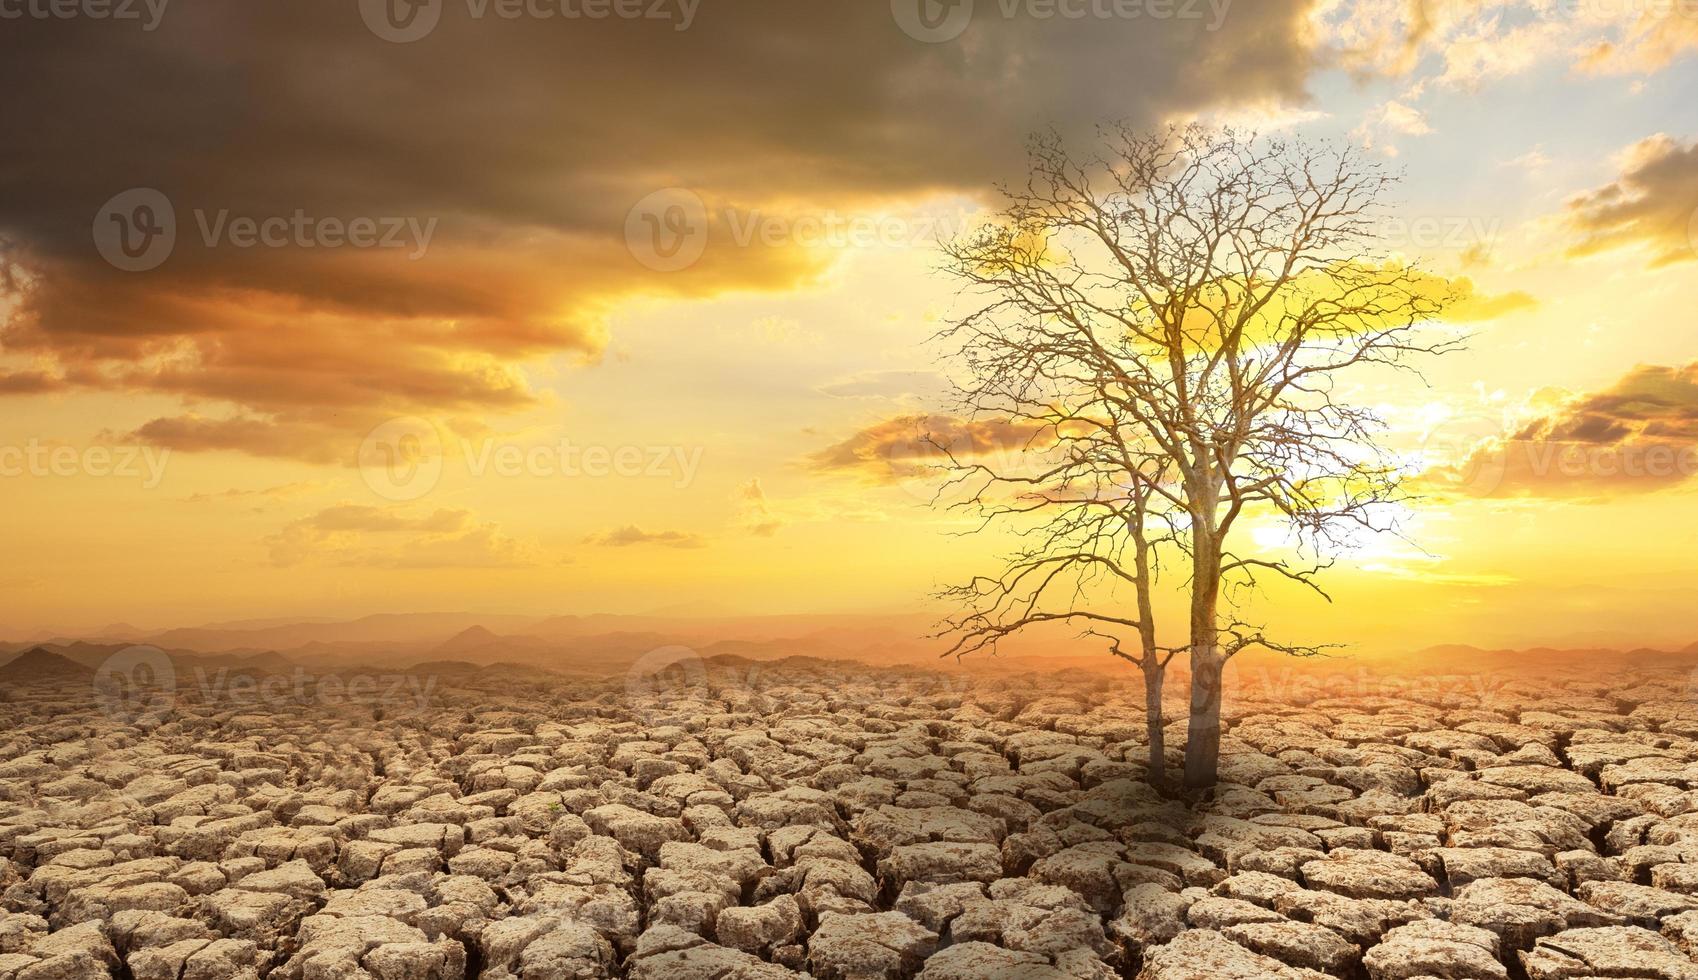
[5,655,1698,979]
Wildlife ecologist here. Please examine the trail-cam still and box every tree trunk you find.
[1184,541,1222,789]
[1183,648,1223,788]
[1143,662,1166,788]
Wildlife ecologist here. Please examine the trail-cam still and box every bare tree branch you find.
[930,124,1456,788]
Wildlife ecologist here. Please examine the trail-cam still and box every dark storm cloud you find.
[0,0,1318,458]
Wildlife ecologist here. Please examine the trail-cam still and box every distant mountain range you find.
[1408,642,1698,667]
[0,611,950,679]
[0,647,96,682]
[3,611,1695,683]
[0,642,305,675]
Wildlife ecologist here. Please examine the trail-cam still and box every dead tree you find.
[933,125,1455,788]
[932,423,1185,785]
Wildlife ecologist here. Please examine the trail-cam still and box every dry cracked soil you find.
[5,653,1698,979]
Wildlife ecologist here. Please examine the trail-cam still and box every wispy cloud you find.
[266,504,539,568]
[585,525,705,549]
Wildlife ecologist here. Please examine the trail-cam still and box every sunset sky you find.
[2,0,1696,649]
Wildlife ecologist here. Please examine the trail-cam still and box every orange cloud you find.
[124,415,352,465]
[0,370,63,395]
[1420,363,1698,499]
[4,234,820,461]
[1562,134,1698,267]
[807,414,1050,483]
